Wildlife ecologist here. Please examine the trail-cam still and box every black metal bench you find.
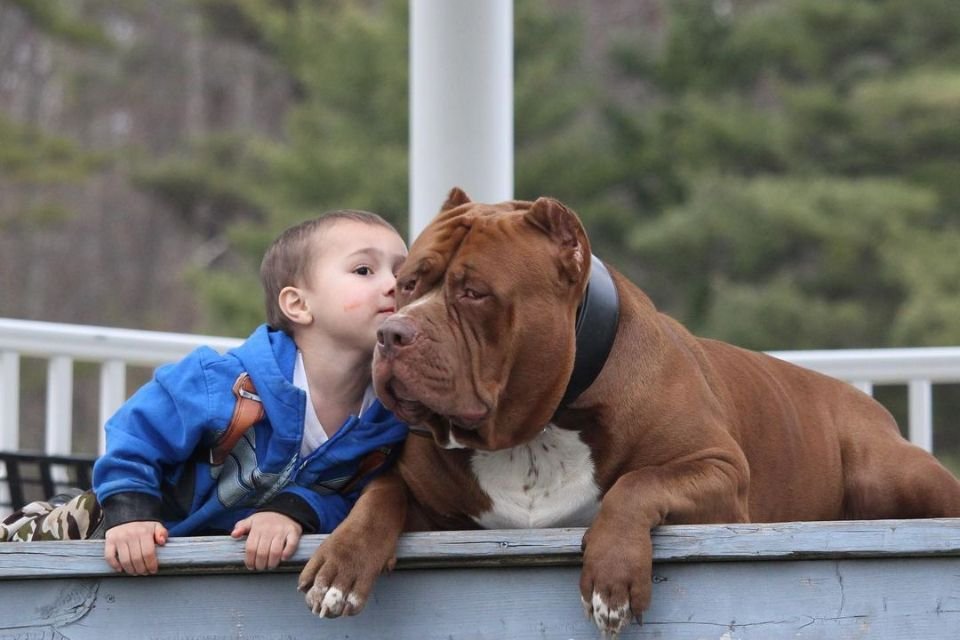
[0,451,97,513]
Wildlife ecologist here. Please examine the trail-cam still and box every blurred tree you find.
[0,2,108,232]
[7,0,114,48]
[154,0,413,335]
[139,0,606,336]
[606,0,960,350]
[0,114,102,230]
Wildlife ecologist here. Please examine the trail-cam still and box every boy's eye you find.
[354,266,373,276]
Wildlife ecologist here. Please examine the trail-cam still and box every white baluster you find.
[98,360,126,456]
[851,380,874,396]
[908,379,933,452]
[0,351,20,511]
[46,356,73,487]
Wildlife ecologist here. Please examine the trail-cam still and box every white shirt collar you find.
[294,351,378,456]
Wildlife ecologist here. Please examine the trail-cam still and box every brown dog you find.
[298,189,960,635]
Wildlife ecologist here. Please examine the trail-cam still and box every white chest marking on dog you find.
[471,425,601,529]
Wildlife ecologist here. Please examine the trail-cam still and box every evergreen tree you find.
[606,0,960,350]
[0,115,101,230]
[0,1,107,232]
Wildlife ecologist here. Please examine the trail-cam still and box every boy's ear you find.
[278,286,312,327]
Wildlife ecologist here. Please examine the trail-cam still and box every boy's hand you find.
[104,520,168,575]
[231,511,303,571]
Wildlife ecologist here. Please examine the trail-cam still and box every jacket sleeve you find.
[257,487,358,534]
[93,351,216,529]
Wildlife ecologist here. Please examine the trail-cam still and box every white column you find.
[410,0,513,238]
[908,379,933,452]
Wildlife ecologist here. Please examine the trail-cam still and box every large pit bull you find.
[298,189,960,636]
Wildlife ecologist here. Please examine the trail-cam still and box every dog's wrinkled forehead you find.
[399,201,532,292]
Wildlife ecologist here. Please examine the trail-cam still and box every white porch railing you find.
[1,317,959,459]
[0,318,241,458]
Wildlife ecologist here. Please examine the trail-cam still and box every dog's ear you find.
[440,187,471,212]
[525,197,590,286]
[406,189,476,293]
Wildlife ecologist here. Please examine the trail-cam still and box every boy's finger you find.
[154,525,168,546]
[131,538,151,575]
[282,532,300,561]
[268,535,285,569]
[245,533,259,570]
[103,540,122,572]
[115,541,134,575]
[143,538,160,574]
[255,535,272,571]
[232,517,251,539]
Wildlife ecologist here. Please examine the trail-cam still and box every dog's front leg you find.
[580,447,749,636]
[298,469,409,618]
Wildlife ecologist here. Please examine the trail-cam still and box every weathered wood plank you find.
[2,520,960,639]
[2,519,959,579]
[1,557,958,639]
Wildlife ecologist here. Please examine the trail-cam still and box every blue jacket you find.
[92,325,408,536]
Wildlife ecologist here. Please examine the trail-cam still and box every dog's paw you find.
[298,533,389,619]
[579,526,653,637]
[304,582,364,618]
[581,592,630,637]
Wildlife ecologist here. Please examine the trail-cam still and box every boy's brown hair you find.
[260,210,400,335]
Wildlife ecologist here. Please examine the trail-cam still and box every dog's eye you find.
[462,288,487,301]
[400,278,417,293]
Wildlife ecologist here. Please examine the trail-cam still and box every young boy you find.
[1,210,409,576]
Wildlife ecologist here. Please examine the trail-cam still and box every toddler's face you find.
[300,221,408,351]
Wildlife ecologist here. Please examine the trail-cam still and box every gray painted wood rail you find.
[2,519,960,639]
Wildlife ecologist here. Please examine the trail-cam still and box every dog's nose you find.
[377,317,417,354]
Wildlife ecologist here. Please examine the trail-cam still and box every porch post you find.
[409,0,514,238]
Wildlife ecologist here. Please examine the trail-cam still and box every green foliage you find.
[629,175,938,348]
[8,0,114,48]
[0,115,101,183]
[607,0,960,350]
[130,134,269,236]
[0,114,101,231]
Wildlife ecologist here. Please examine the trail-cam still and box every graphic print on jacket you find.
[210,426,396,508]
[212,428,289,508]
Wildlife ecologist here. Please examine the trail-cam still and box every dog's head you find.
[373,187,592,450]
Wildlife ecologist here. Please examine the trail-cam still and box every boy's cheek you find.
[341,299,363,312]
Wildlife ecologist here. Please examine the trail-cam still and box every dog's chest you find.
[470,425,601,529]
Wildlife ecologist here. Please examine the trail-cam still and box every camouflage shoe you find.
[0,489,103,541]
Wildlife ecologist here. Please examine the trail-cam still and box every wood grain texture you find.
[3,519,960,579]
[2,520,959,638]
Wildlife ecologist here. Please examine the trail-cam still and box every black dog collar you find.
[557,255,621,409]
